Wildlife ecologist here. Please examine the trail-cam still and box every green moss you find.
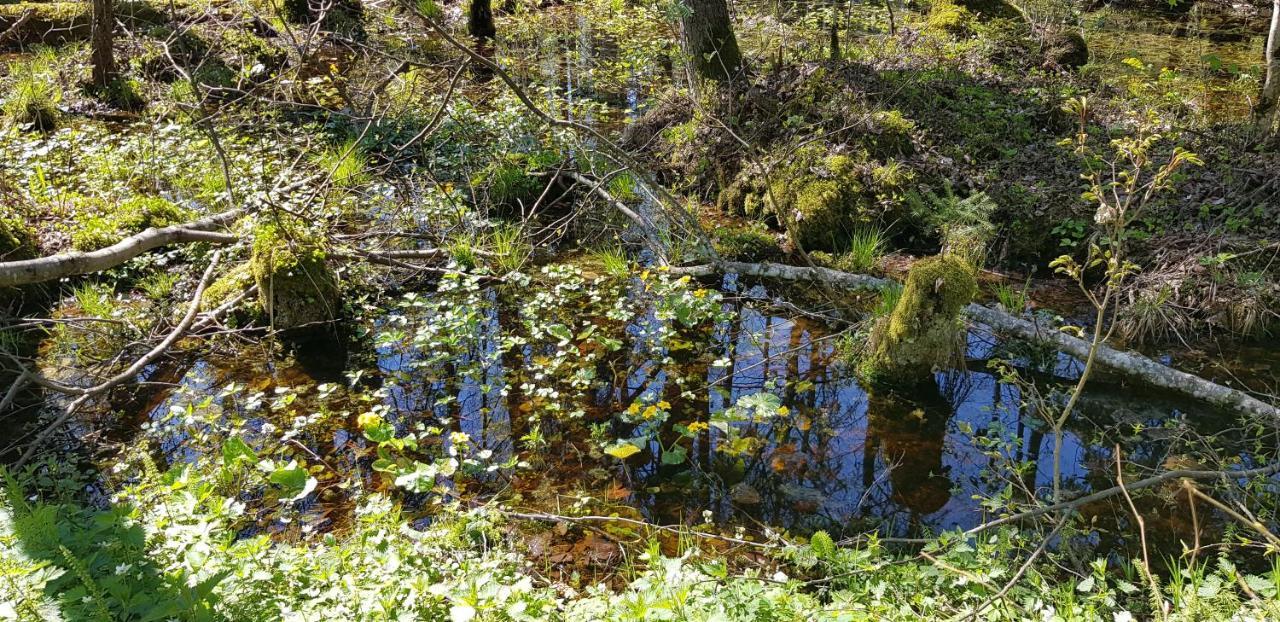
[201,262,260,317]
[954,0,1022,20]
[926,0,975,37]
[861,254,977,383]
[0,208,37,261]
[1044,29,1089,69]
[865,111,915,157]
[70,196,190,251]
[250,222,341,332]
[711,222,782,262]
[0,1,166,47]
[765,147,876,252]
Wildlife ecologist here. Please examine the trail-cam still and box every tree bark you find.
[0,208,243,288]
[90,0,114,88]
[468,0,495,40]
[680,0,744,82]
[1257,0,1280,134]
[670,260,1280,422]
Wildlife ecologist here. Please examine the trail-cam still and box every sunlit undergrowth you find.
[5,458,1279,621]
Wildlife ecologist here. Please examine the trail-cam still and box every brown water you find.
[1085,4,1269,121]
[105,274,1274,560]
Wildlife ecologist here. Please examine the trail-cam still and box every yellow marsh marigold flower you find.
[357,412,382,430]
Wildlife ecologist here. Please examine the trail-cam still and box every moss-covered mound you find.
[953,0,1022,20]
[1043,30,1089,69]
[926,0,977,36]
[718,145,906,253]
[710,221,783,262]
[71,195,190,252]
[0,208,37,262]
[861,254,977,383]
[250,223,341,332]
[281,0,365,38]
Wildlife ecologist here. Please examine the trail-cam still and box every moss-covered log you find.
[0,1,169,49]
[670,260,1280,421]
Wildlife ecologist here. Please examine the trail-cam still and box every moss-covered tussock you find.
[861,254,978,383]
[718,144,911,252]
[250,222,341,332]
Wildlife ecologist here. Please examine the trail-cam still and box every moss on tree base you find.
[860,254,978,384]
[250,223,341,333]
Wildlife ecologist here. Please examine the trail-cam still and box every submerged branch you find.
[9,253,228,465]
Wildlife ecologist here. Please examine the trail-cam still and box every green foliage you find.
[907,183,998,265]
[472,152,552,211]
[711,221,782,262]
[315,138,371,188]
[97,77,147,111]
[2,50,63,131]
[0,206,37,261]
[926,0,976,36]
[993,278,1030,313]
[486,223,532,274]
[587,245,631,278]
[843,227,885,273]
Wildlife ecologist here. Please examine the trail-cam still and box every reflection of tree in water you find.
[865,377,954,517]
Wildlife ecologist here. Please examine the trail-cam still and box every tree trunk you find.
[680,0,744,82]
[468,0,495,40]
[0,208,243,287]
[90,0,114,88]
[1256,0,1280,134]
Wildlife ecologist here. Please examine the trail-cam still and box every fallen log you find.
[0,208,244,288]
[671,261,1280,421]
